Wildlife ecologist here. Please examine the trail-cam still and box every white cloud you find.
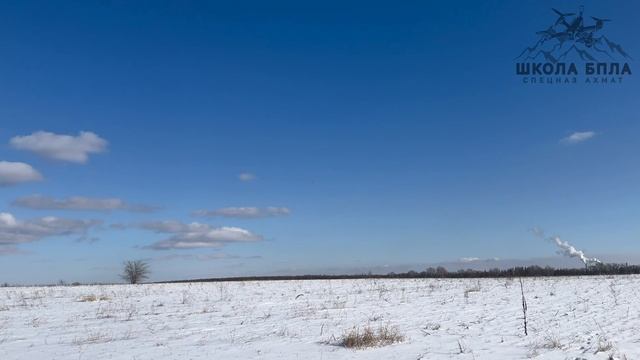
[129,221,262,250]
[458,257,500,263]
[0,213,18,226]
[10,131,108,163]
[560,131,596,145]
[193,206,290,218]
[154,253,262,262]
[237,172,256,182]
[13,195,157,212]
[0,161,43,186]
[0,212,101,252]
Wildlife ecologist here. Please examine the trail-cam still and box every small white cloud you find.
[560,131,596,145]
[0,161,43,186]
[237,172,256,182]
[458,257,500,263]
[0,213,18,226]
[10,131,108,163]
[193,206,290,218]
[131,221,262,250]
[13,195,157,212]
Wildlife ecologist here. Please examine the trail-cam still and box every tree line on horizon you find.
[162,262,640,283]
[390,262,640,278]
[4,262,640,287]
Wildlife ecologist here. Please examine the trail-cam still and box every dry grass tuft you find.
[464,282,481,299]
[595,337,614,354]
[78,294,110,302]
[540,335,563,350]
[340,324,404,349]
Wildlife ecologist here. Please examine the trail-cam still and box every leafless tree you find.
[121,260,150,284]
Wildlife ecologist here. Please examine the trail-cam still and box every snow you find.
[1,276,638,359]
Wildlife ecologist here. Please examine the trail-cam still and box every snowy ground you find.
[1,276,638,359]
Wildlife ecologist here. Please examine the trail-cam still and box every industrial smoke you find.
[530,227,601,267]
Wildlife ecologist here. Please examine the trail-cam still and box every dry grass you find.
[463,282,481,299]
[72,331,112,345]
[537,335,563,350]
[596,337,614,354]
[78,294,110,302]
[339,324,404,349]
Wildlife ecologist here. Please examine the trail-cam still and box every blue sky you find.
[1,1,639,284]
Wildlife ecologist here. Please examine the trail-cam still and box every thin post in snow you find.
[519,277,528,336]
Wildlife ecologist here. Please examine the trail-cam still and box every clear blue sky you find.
[1,1,639,284]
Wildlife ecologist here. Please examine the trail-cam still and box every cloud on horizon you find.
[10,131,108,163]
[0,212,101,254]
[458,257,500,263]
[117,220,263,250]
[153,252,262,262]
[13,195,158,213]
[192,206,290,219]
[0,161,43,186]
[560,131,596,145]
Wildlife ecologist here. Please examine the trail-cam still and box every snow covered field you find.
[1,276,638,359]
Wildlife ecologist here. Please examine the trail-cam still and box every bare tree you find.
[121,260,150,284]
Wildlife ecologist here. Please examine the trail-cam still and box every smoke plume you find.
[530,227,601,266]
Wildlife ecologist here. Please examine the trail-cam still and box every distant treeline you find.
[161,263,640,283]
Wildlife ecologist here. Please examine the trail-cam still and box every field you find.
[1,276,638,359]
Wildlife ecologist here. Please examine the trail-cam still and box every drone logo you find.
[517,6,631,63]
[515,6,632,84]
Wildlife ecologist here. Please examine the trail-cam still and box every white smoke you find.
[549,236,601,266]
[530,227,601,266]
